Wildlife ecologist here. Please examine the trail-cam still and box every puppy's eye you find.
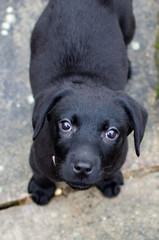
[59,120,72,132]
[106,128,119,140]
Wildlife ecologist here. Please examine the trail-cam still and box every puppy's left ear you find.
[116,92,148,157]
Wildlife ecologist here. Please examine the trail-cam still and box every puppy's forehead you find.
[55,87,127,126]
[63,85,115,106]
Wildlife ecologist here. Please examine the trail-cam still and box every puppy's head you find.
[32,83,147,190]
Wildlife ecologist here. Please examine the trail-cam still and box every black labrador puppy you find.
[28,0,148,205]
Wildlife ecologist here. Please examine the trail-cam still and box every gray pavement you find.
[0,0,159,239]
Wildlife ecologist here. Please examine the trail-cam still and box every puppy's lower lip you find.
[67,182,91,190]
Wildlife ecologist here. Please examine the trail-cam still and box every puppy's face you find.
[33,84,147,190]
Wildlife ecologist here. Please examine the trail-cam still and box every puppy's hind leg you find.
[97,172,124,198]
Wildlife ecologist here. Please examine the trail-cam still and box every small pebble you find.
[1,30,8,36]
[5,14,16,24]
[1,22,10,30]
[16,103,21,108]
[27,95,34,104]
[6,7,14,13]
[0,165,4,171]
[55,188,63,196]
[51,212,58,218]
[131,41,140,51]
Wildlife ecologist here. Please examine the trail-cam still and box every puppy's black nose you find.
[73,162,93,176]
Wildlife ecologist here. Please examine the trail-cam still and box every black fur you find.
[28,0,147,205]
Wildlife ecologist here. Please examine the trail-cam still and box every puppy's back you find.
[30,0,130,95]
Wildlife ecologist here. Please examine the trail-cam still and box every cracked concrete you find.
[0,0,159,239]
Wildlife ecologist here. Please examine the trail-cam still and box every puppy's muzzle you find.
[62,145,101,190]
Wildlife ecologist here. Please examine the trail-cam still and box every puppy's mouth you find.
[67,181,91,190]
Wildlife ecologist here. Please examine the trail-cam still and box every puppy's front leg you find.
[97,172,124,198]
[28,172,56,205]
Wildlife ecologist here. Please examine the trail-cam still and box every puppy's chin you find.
[67,182,91,190]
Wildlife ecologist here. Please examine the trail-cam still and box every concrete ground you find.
[0,0,159,239]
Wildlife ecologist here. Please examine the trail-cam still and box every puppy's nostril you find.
[86,167,92,173]
[73,164,82,173]
[75,166,81,171]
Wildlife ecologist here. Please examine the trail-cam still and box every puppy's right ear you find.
[32,88,71,140]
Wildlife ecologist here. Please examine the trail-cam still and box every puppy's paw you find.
[28,177,56,205]
[97,172,124,198]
